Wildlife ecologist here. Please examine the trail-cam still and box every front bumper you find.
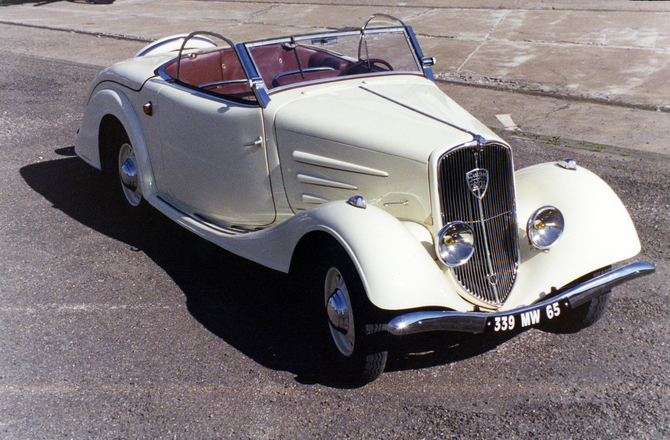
[388,261,655,336]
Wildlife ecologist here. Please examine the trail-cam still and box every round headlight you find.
[436,222,475,267]
[527,206,564,250]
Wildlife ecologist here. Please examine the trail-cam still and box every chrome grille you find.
[437,143,518,305]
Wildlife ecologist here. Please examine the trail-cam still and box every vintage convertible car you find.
[76,15,654,385]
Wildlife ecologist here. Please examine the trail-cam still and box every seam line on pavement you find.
[0,20,154,43]
[438,78,670,114]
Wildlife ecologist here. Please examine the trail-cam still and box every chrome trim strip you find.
[387,261,655,335]
[360,86,484,141]
[301,193,329,204]
[297,173,358,190]
[469,154,500,303]
[293,151,388,176]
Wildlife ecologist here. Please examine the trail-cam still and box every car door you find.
[157,86,275,227]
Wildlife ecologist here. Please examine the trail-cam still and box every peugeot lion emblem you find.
[466,168,489,200]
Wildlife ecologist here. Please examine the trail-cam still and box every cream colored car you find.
[76,15,654,385]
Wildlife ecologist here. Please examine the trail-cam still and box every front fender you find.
[75,85,155,199]
[505,162,641,310]
[150,195,471,312]
[282,201,474,312]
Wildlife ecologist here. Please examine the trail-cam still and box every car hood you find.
[273,76,500,163]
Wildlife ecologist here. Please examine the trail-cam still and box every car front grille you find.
[437,142,519,306]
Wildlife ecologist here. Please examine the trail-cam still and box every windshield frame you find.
[240,24,426,94]
[154,16,435,108]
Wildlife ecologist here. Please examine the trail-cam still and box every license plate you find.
[485,301,566,333]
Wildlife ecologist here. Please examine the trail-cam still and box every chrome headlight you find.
[527,206,564,250]
[436,222,475,267]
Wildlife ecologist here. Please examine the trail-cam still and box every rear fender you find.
[75,86,155,198]
[135,34,216,57]
[506,162,641,309]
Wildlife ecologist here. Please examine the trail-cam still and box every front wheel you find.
[542,266,612,334]
[319,246,387,386]
[543,291,611,334]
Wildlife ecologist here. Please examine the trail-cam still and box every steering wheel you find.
[341,58,393,76]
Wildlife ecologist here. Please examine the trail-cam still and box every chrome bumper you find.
[387,261,655,336]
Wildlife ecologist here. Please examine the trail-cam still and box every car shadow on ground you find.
[21,152,517,388]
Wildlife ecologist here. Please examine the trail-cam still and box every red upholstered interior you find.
[163,44,354,97]
[164,48,254,100]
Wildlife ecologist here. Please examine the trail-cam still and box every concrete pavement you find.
[1,0,669,156]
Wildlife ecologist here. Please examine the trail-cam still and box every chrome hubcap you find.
[120,158,138,191]
[118,143,142,207]
[324,267,354,357]
[327,288,350,334]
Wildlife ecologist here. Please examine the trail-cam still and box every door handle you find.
[244,136,263,147]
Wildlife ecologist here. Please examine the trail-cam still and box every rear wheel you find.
[117,142,143,208]
[318,245,387,386]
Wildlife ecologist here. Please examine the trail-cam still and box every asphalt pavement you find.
[1,1,669,438]
[1,0,669,156]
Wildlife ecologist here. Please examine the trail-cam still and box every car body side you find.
[75,44,642,316]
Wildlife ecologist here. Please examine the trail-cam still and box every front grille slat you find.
[438,143,518,306]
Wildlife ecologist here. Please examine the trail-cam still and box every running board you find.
[149,195,250,236]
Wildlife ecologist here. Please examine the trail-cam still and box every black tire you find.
[315,244,387,386]
[542,291,611,334]
[581,291,611,326]
[99,119,146,211]
[541,266,612,334]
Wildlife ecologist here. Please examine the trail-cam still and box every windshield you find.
[245,27,421,91]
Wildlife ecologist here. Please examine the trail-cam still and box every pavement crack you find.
[457,10,510,73]
[544,101,572,119]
